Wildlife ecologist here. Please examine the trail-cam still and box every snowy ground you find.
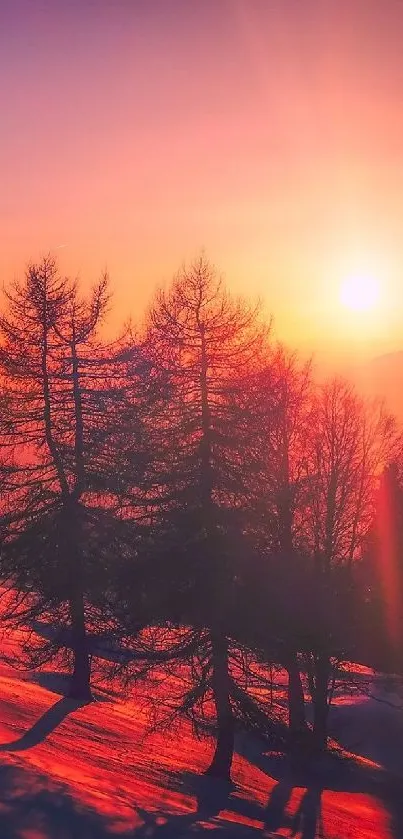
[0,640,402,837]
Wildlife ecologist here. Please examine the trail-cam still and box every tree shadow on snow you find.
[124,767,319,837]
[0,764,257,839]
[328,697,403,777]
[30,669,109,701]
[123,741,403,838]
[0,747,402,838]
[0,696,89,751]
[30,669,78,696]
[235,741,403,839]
[0,763,128,839]
[132,773,258,838]
[263,777,324,839]
[129,770,324,838]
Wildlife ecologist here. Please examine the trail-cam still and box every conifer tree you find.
[0,256,126,699]
[131,256,267,779]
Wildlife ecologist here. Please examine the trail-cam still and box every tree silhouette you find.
[302,380,396,749]
[117,256,268,780]
[0,257,127,699]
[244,347,314,743]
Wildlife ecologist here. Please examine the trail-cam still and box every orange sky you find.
[1,0,403,365]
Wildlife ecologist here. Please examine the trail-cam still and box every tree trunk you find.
[286,652,307,740]
[313,654,330,751]
[205,632,234,781]
[68,589,92,701]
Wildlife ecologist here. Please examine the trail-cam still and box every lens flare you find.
[376,468,401,650]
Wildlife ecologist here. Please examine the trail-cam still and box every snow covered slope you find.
[0,653,400,838]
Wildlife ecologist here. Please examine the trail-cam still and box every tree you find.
[0,256,126,699]
[120,256,268,780]
[302,379,396,749]
[243,347,313,743]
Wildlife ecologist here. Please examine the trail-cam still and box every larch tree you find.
[244,346,314,743]
[128,256,267,780]
[0,256,126,699]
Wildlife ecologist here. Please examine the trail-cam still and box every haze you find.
[1,0,403,362]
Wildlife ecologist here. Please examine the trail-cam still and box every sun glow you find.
[340,274,380,313]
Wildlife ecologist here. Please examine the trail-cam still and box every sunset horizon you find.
[3,0,403,366]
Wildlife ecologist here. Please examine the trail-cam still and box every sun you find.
[340,274,380,313]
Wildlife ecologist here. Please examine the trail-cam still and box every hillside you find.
[314,349,403,420]
[355,352,403,420]
[0,634,402,837]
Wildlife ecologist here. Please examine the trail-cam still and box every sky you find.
[2,0,403,365]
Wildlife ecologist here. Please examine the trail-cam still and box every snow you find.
[0,634,401,836]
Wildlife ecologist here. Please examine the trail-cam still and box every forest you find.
[0,252,401,790]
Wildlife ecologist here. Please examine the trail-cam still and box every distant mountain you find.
[353,351,403,420]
